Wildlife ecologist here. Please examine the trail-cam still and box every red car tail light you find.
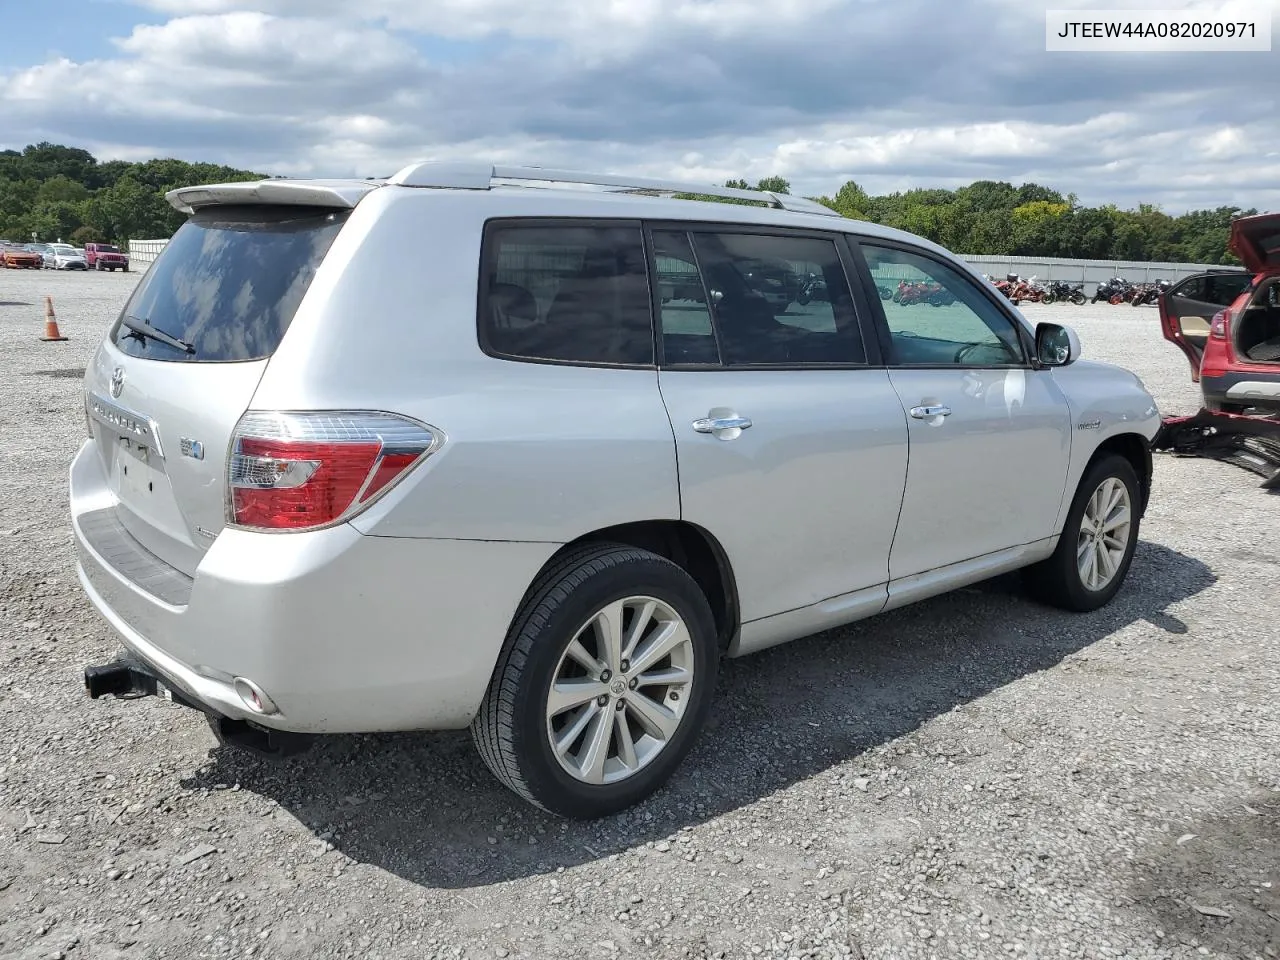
[1210,309,1230,339]
[227,412,443,531]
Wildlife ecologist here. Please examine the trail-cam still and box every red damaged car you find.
[1160,213,1280,413]
[1156,214,1280,487]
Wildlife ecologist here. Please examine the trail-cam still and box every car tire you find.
[472,542,718,819]
[1023,454,1141,612]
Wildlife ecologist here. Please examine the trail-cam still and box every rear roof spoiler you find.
[164,179,379,214]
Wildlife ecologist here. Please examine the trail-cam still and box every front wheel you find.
[472,543,718,818]
[1071,292,1087,305]
[1023,454,1140,612]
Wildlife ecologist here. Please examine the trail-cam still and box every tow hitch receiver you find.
[85,658,162,700]
[84,656,314,759]
[1153,408,1280,489]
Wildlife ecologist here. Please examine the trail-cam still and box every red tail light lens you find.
[1210,310,1229,339]
[227,412,442,531]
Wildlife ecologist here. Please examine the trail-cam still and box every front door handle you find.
[909,404,952,419]
[692,415,752,438]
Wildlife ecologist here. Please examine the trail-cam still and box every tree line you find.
[0,142,264,247]
[0,142,1251,265]
[730,177,1248,266]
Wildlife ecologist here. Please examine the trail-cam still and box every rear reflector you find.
[227,412,442,531]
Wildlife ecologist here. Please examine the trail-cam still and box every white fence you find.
[129,238,1241,293]
[959,254,1240,290]
[127,239,168,268]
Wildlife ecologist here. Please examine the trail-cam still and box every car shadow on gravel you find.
[179,540,1214,890]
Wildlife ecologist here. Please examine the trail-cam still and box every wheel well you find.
[556,521,739,652]
[1091,433,1153,517]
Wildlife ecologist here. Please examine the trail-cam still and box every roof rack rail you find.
[385,161,842,218]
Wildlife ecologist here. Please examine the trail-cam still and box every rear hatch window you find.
[111,204,350,362]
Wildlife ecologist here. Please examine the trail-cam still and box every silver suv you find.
[73,163,1161,818]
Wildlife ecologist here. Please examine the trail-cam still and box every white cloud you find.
[2,1,1278,212]
[127,0,849,44]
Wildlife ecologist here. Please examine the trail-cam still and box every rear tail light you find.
[227,411,443,531]
[1210,310,1229,339]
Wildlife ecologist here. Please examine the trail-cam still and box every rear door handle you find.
[909,405,952,419]
[692,415,752,438]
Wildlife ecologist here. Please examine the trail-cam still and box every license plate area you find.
[111,436,167,502]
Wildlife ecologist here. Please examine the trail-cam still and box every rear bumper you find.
[1202,371,1280,410]
[70,440,557,734]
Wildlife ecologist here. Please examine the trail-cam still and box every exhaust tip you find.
[232,677,278,715]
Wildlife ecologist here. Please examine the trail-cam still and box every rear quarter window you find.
[478,221,654,366]
[111,204,349,363]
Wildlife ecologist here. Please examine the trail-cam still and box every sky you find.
[1,0,1278,212]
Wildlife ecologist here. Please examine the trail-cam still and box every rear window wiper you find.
[120,315,196,355]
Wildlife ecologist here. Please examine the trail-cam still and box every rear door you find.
[84,202,354,575]
[652,225,908,624]
[1159,272,1253,380]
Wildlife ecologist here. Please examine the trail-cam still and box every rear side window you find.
[111,205,349,363]
[480,222,654,366]
[685,231,866,366]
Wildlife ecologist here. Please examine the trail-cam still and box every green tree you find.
[754,175,790,195]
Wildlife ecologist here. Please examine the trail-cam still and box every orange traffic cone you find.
[41,296,68,342]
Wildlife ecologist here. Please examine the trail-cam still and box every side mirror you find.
[1035,322,1080,367]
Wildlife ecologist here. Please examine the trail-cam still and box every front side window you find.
[480,223,654,366]
[684,231,865,366]
[861,243,1025,366]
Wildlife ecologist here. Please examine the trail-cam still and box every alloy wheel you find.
[545,596,695,785]
[1076,477,1132,591]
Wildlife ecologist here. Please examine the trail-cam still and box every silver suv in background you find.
[74,164,1161,818]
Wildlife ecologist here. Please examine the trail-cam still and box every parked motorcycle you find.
[1009,275,1047,305]
[988,273,1019,302]
[796,272,828,305]
[1043,279,1087,305]
[1128,279,1170,306]
[1093,277,1134,304]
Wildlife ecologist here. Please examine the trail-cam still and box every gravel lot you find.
[1,267,1277,960]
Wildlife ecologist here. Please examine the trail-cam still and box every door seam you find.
[654,369,683,519]
[882,369,912,584]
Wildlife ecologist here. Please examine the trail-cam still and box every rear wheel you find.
[472,544,718,818]
[1024,454,1140,612]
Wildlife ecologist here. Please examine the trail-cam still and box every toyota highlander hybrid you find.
[73,163,1161,818]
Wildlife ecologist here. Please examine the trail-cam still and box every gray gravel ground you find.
[1,268,1277,960]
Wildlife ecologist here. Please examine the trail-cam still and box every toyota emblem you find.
[109,367,125,398]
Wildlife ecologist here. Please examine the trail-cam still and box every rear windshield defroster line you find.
[111,204,351,363]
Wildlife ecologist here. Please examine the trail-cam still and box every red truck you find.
[84,242,130,272]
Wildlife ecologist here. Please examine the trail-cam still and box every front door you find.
[856,241,1073,581]
[651,226,908,623]
[1159,272,1254,380]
